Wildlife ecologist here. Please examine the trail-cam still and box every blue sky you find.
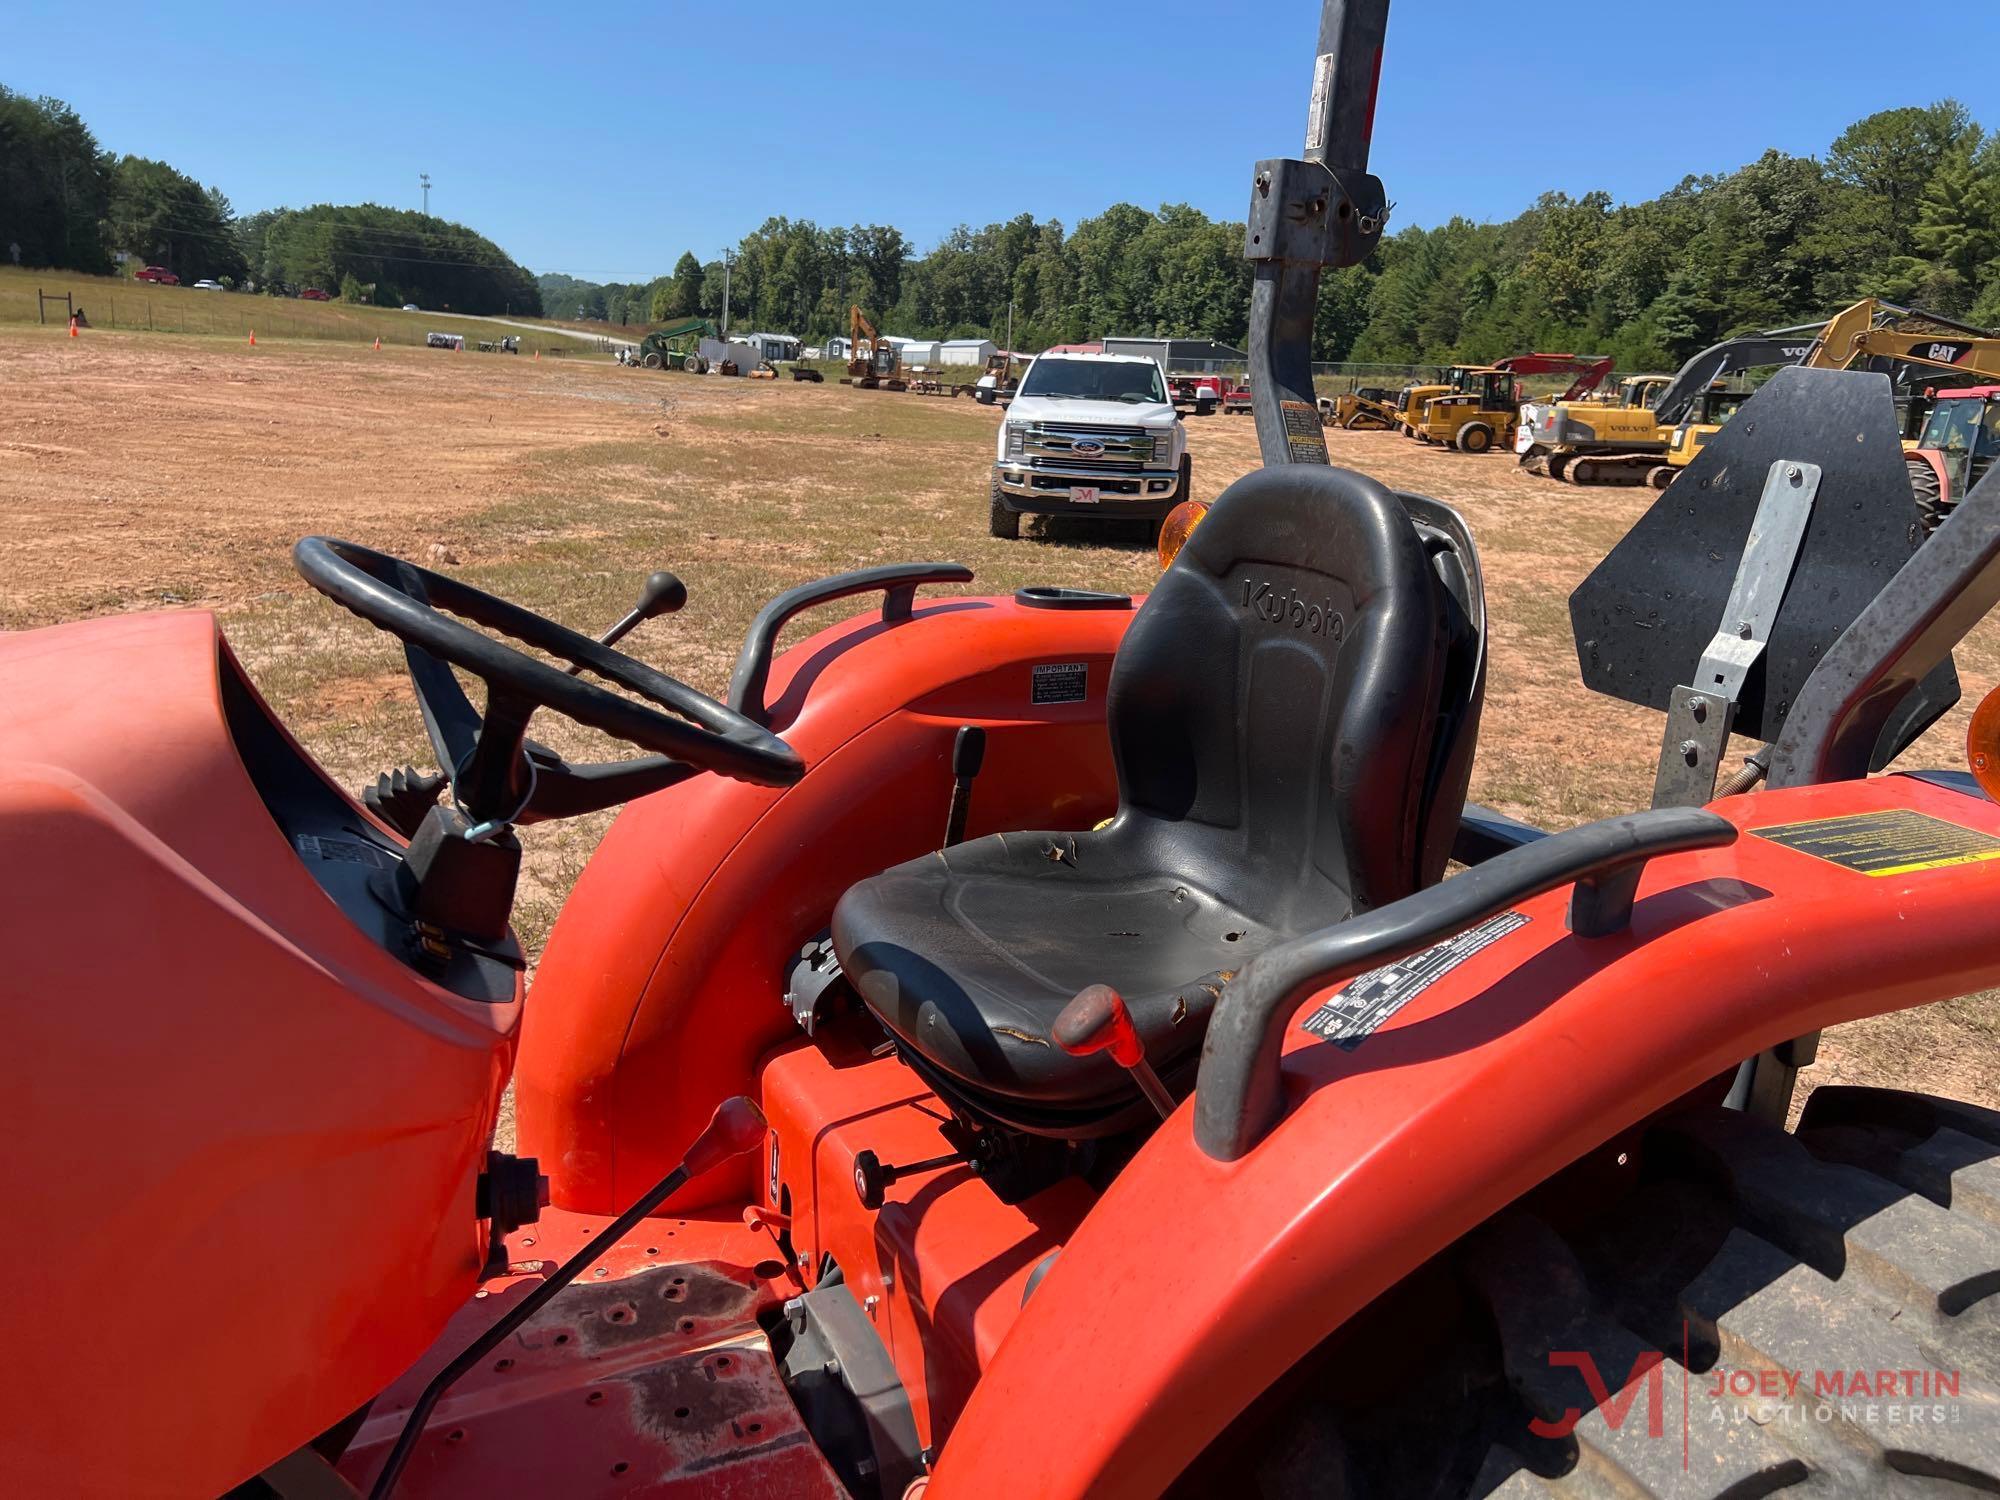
[12,1,2000,283]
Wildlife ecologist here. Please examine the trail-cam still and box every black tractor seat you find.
[831,465,1486,1137]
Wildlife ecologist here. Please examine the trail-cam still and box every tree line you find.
[12,76,1998,357]
[545,99,1999,370]
[2,86,541,315]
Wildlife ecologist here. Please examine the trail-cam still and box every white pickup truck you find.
[989,352,1191,538]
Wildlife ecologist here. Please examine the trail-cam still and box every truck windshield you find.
[1020,359,1165,403]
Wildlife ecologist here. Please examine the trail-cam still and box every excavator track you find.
[1172,1089,2000,1498]
[1563,453,1664,486]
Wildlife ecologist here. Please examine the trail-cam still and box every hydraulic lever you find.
[366,1097,768,1499]
[564,568,687,674]
[941,725,986,847]
[1053,984,1177,1120]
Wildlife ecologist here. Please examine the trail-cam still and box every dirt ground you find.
[2,324,1993,1115]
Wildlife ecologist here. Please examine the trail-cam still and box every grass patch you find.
[0,265,604,353]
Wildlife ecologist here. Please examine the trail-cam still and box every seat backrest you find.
[1106,465,1484,928]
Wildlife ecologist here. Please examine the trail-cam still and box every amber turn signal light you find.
[1968,683,2000,800]
[1157,499,1211,570]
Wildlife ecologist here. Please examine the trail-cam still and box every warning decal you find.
[1280,399,1330,465]
[1750,808,2000,877]
[1032,661,1087,705]
[1300,911,1530,1050]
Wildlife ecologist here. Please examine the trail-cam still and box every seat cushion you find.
[831,820,1331,1132]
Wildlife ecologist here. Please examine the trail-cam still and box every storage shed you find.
[938,338,997,366]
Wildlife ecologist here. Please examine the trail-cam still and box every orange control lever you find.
[1053,984,1177,1120]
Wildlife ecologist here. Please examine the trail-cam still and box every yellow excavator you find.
[1514,372,1674,482]
[842,305,906,392]
[1646,301,2000,495]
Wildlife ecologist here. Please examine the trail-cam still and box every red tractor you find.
[1908,383,2000,531]
[4,7,1999,1499]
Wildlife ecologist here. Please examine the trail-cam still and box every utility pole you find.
[1004,299,1014,356]
[420,173,431,215]
[720,249,732,337]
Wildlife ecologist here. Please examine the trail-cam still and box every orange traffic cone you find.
[248,328,256,347]
[68,315,78,338]
[372,336,381,351]
[533,349,540,361]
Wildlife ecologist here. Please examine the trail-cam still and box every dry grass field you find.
[2,321,1993,1116]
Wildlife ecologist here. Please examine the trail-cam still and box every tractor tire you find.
[642,352,662,370]
[1909,454,1947,534]
[988,474,1020,539]
[1454,422,1495,454]
[683,355,704,374]
[1170,1090,2000,1499]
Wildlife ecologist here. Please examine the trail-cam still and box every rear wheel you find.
[988,474,1020,539]
[1909,454,1947,534]
[683,354,704,374]
[1171,1090,2000,1498]
[1454,421,1494,454]
[642,352,662,370]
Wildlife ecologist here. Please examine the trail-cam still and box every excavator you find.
[842,304,905,392]
[1409,353,1613,451]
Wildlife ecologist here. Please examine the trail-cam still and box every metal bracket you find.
[1244,156,1386,269]
[1651,461,1820,808]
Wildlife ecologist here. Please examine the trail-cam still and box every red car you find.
[299,288,331,301]
[133,265,178,285]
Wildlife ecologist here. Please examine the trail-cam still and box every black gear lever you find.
[565,569,687,673]
[364,569,698,837]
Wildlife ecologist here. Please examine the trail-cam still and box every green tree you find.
[0,88,114,272]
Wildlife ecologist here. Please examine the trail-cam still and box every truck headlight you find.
[1005,424,1026,459]
[1151,430,1174,464]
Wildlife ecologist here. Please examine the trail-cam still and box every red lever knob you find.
[683,1096,769,1180]
[1053,984,1145,1067]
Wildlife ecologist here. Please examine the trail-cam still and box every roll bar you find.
[1245,0,1391,468]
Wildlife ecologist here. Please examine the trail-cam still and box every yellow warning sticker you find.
[1750,808,2000,877]
[1280,400,1329,465]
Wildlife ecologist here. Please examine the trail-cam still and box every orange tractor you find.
[4,6,1999,1499]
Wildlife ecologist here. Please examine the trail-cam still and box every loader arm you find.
[1492,352,1614,402]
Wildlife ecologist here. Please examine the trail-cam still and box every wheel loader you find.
[4,6,1998,1499]
[1409,353,1612,451]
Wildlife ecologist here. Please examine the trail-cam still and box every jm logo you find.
[1242,579,1344,639]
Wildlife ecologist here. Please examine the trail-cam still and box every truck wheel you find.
[1454,422,1494,453]
[1909,454,1947,533]
[988,475,1020,539]
[1171,1090,2000,1499]
[642,352,662,370]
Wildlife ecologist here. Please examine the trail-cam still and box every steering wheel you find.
[293,538,803,826]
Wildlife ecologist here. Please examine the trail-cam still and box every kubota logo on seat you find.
[1243,579,1344,638]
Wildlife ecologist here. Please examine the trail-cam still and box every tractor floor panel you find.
[338,1210,839,1499]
